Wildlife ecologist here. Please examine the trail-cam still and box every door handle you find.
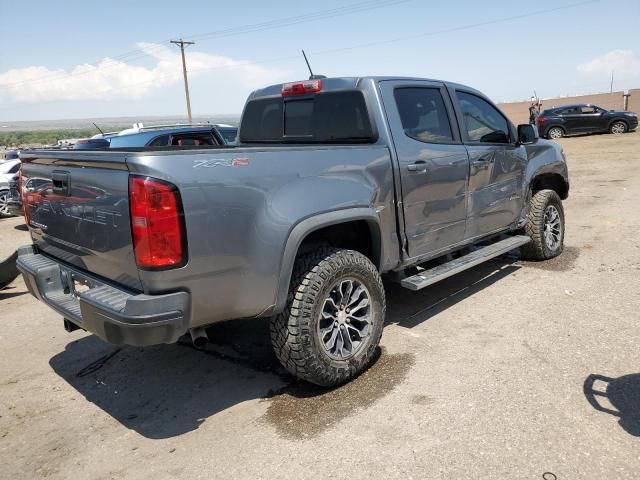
[472,156,494,164]
[407,161,428,173]
[472,155,494,170]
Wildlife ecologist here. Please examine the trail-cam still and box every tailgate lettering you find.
[37,200,122,227]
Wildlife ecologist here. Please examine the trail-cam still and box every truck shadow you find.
[49,255,521,439]
[49,320,285,440]
[385,257,520,328]
[584,373,640,436]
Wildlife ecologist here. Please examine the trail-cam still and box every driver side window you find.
[457,92,510,144]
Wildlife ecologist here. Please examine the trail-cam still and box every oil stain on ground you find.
[521,246,580,272]
[263,351,415,439]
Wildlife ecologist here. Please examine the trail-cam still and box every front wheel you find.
[520,189,565,260]
[270,248,385,387]
[609,121,627,134]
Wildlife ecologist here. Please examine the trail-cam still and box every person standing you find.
[529,97,540,125]
[529,96,541,124]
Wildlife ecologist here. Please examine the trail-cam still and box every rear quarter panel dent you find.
[128,146,397,326]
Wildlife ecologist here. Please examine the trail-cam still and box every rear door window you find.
[559,107,579,115]
[457,92,510,144]
[394,87,454,144]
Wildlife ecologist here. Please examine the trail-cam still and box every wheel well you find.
[531,173,568,200]
[547,125,565,133]
[296,220,380,269]
[610,118,628,128]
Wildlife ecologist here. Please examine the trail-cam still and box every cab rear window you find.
[240,90,375,143]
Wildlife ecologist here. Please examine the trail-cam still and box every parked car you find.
[73,124,236,149]
[214,124,239,144]
[6,173,22,217]
[2,150,20,161]
[17,76,569,387]
[0,159,21,217]
[537,104,638,139]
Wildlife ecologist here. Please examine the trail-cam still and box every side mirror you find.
[518,124,538,145]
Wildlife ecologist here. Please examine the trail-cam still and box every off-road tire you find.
[520,189,565,260]
[609,121,627,135]
[270,248,385,387]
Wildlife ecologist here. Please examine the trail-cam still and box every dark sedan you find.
[536,104,638,139]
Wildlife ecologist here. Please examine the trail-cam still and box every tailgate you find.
[20,151,141,290]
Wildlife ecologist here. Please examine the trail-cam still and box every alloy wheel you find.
[318,278,372,360]
[610,122,626,134]
[548,128,563,139]
[543,205,562,251]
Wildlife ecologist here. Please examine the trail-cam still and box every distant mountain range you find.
[0,115,240,132]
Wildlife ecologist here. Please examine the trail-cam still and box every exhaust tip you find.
[189,327,209,348]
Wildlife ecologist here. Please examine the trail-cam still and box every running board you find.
[400,235,530,291]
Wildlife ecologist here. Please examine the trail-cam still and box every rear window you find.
[240,90,375,143]
[218,127,238,144]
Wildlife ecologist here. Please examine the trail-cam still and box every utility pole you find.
[610,70,614,93]
[170,39,195,123]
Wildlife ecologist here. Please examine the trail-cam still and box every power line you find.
[0,0,603,111]
[186,0,409,42]
[306,0,601,58]
[1,0,409,89]
[92,0,606,95]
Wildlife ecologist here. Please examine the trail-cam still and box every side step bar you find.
[400,235,530,291]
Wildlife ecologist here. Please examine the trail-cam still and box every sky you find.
[0,0,639,121]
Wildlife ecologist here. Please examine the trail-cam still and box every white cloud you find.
[577,50,640,83]
[0,43,286,103]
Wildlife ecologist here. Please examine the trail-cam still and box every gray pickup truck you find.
[17,76,569,386]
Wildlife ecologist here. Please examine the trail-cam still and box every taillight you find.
[281,79,322,96]
[128,176,186,269]
[537,117,547,123]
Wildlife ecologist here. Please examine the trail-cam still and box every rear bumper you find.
[16,246,190,346]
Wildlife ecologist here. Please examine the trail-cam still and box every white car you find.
[0,159,21,216]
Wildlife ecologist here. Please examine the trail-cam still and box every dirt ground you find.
[1,131,639,480]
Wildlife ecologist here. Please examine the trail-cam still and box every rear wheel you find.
[520,189,565,260]
[547,127,564,140]
[270,248,385,387]
[609,121,627,134]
